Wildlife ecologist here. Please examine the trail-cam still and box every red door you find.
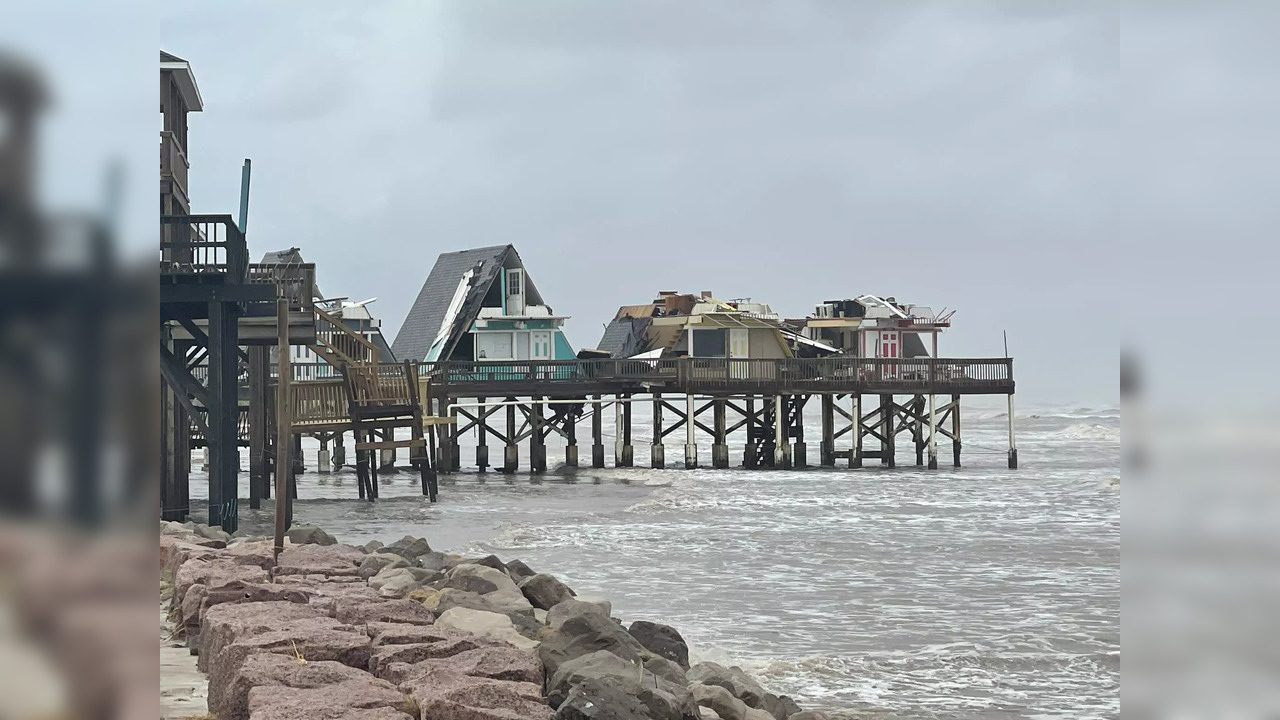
[880,331,899,379]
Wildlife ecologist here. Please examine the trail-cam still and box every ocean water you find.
[193,399,1120,718]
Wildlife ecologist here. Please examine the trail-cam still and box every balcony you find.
[160,131,189,203]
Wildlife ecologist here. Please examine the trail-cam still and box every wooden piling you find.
[651,392,664,468]
[881,394,895,468]
[792,395,807,469]
[951,394,962,467]
[621,394,634,467]
[851,393,862,468]
[684,393,698,469]
[565,402,578,468]
[530,397,546,473]
[1007,393,1018,468]
[820,394,834,467]
[273,298,291,562]
[928,393,938,469]
[476,397,489,471]
[712,398,728,469]
[592,396,605,468]
[248,346,267,509]
[504,401,518,473]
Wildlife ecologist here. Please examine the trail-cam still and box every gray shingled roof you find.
[597,316,650,358]
[391,245,512,362]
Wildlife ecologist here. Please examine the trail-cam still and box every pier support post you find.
[621,395,634,467]
[333,432,346,470]
[438,398,453,475]
[684,393,698,469]
[851,394,862,468]
[565,404,578,468]
[476,398,489,471]
[1007,394,1018,469]
[504,402,518,473]
[651,393,665,469]
[380,447,395,472]
[792,395,807,469]
[293,434,305,475]
[820,394,834,467]
[592,396,605,468]
[744,398,758,469]
[318,440,331,475]
[928,393,938,469]
[881,394,895,468]
[951,394,962,467]
[530,397,547,474]
[712,398,728,469]
[914,396,925,467]
[247,346,267,509]
[774,395,789,469]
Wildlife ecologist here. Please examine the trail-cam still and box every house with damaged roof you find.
[595,291,800,360]
[392,245,573,363]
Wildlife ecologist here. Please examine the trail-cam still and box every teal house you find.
[391,245,573,363]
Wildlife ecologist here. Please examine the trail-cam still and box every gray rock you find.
[556,677,653,720]
[762,694,802,720]
[435,607,539,650]
[520,573,575,610]
[368,566,443,598]
[786,713,829,720]
[548,650,700,720]
[410,587,500,616]
[629,620,690,669]
[467,553,509,572]
[193,522,234,543]
[286,525,337,546]
[415,550,451,572]
[507,609,545,641]
[362,539,385,553]
[357,552,410,580]
[443,564,534,615]
[506,558,537,581]
[381,535,432,560]
[539,598,650,679]
[689,684,773,720]
[685,663,769,712]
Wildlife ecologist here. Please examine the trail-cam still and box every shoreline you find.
[161,520,834,720]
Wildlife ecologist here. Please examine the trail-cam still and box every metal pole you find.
[273,297,290,565]
[238,159,252,233]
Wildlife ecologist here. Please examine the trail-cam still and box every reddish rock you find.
[160,535,221,574]
[368,635,498,678]
[173,558,269,612]
[332,598,435,627]
[400,665,552,720]
[224,539,278,570]
[245,676,408,720]
[198,601,327,673]
[276,543,365,577]
[209,652,381,720]
[381,645,543,686]
[209,619,374,714]
[365,621,462,646]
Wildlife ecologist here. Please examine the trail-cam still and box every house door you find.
[531,331,552,361]
[729,328,749,380]
[878,331,900,379]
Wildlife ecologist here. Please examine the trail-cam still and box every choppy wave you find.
[624,483,710,514]
[1056,423,1120,442]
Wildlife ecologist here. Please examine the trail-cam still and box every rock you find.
[381,645,544,685]
[507,610,545,642]
[628,620,690,670]
[172,558,269,611]
[556,676,653,720]
[505,559,537,582]
[685,664,768,712]
[400,664,552,720]
[435,607,540,650]
[689,684,773,720]
[467,554,509,573]
[519,573,575,610]
[761,694,801,720]
[193,522,234,543]
[534,608,549,624]
[785,712,829,720]
[244,675,408,720]
[286,525,337,546]
[539,599,650,679]
[275,543,365,577]
[381,535,433,560]
[363,539,385,553]
[412,588,500,616]
[332,598,435,626]
[209,651,376,720]
[368,567,442,598]
[416,551,452,572]
[358,552,411,580]
[548,650,699,720]
[364,621,462,646]
[444,564,534,615]
[368,634,503,677]
[224,539,279,571]
[198,601,327,672]
[208,619,375,715]
[183,580,310,636]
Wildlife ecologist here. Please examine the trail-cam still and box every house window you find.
[475,332,513,360]
[507,269,522,298]
[692,328,727,357]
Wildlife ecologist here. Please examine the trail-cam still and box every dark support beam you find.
[206,299,240,532]
[820,394,835,467]
[475,398,489,471]
[952,394,962,467]
[712,398,728,469]
[530,397,546,473]
[792,395,807,469]
[621,395,633,467]
[504,401,518,473]
[565,401,578,468]
[248,347,267,509]
[743,398,758,469]
[880,394,895,468]
[651,392,664,469]
[592,396,605,468]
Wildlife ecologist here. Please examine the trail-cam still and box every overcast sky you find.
[144,2,1276,407]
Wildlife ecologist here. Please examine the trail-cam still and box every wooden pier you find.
[420,357,1017,474]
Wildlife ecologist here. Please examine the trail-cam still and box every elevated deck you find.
[420,357,1014,398]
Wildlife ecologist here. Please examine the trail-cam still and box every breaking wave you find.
[1056,423,1120,442]
[624,482,710,514]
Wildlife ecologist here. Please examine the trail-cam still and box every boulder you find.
[184,580,309,636]
[539,599,649,678]
[411,588,500,616]
[548,650,699,720]
[685,664,768,712]
[507,610,546,642]
[333,598,435,627]
[573,595,612,616]
[689,684,773,720]
[381,535,433,560]
[400,664,552,720]
[519,573,575,611]
[506,559,537,582]
[198,601,326,672]
[628,621,690,669]
[416,550,452,572]
[444,564,534,615]
[244,675,408,720]
[358,552,410,579]
[172,558,269,611]
[436,607,540,650]
[193,522,234,543]
[761,694,801,720]
[363,539,385,553]
[160,536,222,576]
[466,554,509,573]
[223,539,279,571]
[287,525,337,546]
[555,677,653,720]
[209,651,377,720]
[275,543,365,577]
[364,621,463,646]
[380,645,543,685]
[785,713,829,720]
[368,567,442,598]
[369,635,503,677]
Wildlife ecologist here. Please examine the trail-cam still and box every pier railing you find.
[160,214,248,283]
[418,357,1013,395]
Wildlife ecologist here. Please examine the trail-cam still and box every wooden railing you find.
[346,364,416,411]
[160,214,248,283]
[291,380,349,429]
[246,262,316,313]
[418,357,1014,395]
[314,306,380,367]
